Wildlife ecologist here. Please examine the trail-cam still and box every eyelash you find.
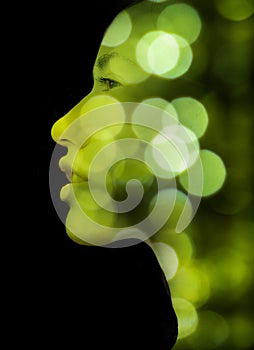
[97,77,121,91]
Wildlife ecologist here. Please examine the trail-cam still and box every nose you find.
[51,92,93,144]
[51,104,81,144]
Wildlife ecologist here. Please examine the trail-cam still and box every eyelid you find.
[95,76,122,91]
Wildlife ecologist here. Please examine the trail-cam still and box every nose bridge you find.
[51,92,92,143]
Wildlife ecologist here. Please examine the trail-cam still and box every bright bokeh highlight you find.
[157,4,202,44]
[136,31,180,76]
[179,150,226,197]
[145,125,199,179]
[152,242,179,280]
[170,261,210,308]
[148,189,194,234]
[172,97,209,139]
[205,248,251,299]
[102,10,132,47]
[152,232,193,266]
[172,298,198,339]
[163,35,193,79]
[141,98,178,121]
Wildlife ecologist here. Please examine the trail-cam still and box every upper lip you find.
[60,165,88,183]
[64,169,73,182]
[59,156,88,183]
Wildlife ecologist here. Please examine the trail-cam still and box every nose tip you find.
[51,104,84,144]
[51,92,93,144]
[51,117,69,143]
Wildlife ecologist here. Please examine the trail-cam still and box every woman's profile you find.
[49,0,226,348]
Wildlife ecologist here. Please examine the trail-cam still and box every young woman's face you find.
[51,0,204,246]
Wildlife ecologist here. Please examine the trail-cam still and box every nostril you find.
[51,116,76,145]
[58,138,75,147]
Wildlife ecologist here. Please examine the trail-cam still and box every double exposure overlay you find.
[49,0,254,349]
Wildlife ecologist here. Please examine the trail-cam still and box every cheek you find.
[73,140,113,177]
[73,131,124,180]
[73,144,98,177]
[108,86,144,102]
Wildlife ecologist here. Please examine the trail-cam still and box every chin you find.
[66,228,95,246]
[65,208,119,246]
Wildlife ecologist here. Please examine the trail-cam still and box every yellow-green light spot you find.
[162,35,193,79]
[170,261,211,307]
[215,0,254,21]
[151,242,179,280]
[131,102,165,142]
[157,4,202,44]
[172,297,198,339]
[149,189,194,234]
[172,97,209,139]
[145,125,199,179]
[188,311,229,349]
[136,31,180,76]
[148,33,180,74]
[102,10,132,47]
[179,149,226,197]
[145,134,183,179]
[152,232,193,266]
[141,98,178,121]
[205,248,251,299]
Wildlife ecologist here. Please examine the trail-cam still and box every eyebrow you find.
[96,52,138,72]
[96,52,119,70]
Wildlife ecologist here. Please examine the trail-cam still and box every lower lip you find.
[60,181,88,201]
[60,183,72,201]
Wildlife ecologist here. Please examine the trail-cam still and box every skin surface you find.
[50,0,213,246]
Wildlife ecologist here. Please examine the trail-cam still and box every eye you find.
[97,77,121,91]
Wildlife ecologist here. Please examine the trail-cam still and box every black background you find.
[12,1,254,348]
[19,2,178,349]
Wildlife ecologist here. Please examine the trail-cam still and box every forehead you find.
[94,2,162,69]
[102,0,202,42]
[101,1,159,46]
[95,1,202,81]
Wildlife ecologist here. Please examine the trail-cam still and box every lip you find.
[60,180,88,202]
[71,172,88,183]
[59,162,88,183]
[64,170,72,182]
[60,183,72,201]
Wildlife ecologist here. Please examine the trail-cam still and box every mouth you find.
[64,170,72,182]
[71,172,88,184]
[60,175,88,202]
[61,167,88,184]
